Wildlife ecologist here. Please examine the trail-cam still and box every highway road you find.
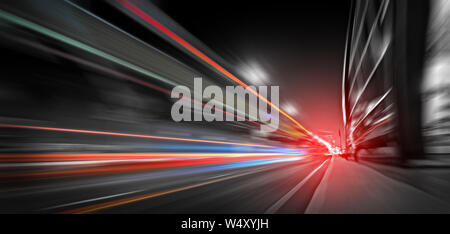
[2,151,450,214]
[0,152,329,213]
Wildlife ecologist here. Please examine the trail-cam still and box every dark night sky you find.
[151,0,351,141]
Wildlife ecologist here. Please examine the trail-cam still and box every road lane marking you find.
[207,173,233,180]
[41,190,144,210]
[265,159,330,214]
[304,156,336,213]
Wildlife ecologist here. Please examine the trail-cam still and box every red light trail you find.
[0,155,305,180]
[0,152,293,162]
[116,0,312,135]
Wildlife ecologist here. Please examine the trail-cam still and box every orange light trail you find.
[117,0,312,135]
[0,123,269,148]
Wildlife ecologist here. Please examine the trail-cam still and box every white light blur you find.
[239,62,269,85]
[282,103,300,116]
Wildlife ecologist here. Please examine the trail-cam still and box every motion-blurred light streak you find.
[59,161,299,214]
[0,152,303,162]
[116,0,315,137]
[0,155,306,180]
[0,4,310,140]
[354,117,392,145]
[0,9,178,87]
[0,123,270,148]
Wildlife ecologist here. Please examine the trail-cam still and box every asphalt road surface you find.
[2,153,450,214]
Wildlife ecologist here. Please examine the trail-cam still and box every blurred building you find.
[423,0,450,155]
[342,0,430,161]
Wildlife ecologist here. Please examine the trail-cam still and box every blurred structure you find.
[342,0,430,162]
[423,0,450,156]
